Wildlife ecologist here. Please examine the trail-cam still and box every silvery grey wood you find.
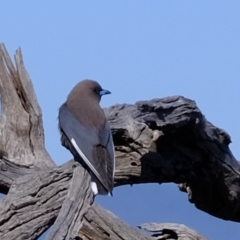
[80,203,153,240]
[45,164,94,240]
[0,44,54,169]
[0,161,72,239]
[1,43,237,239]
[139,222,208,240]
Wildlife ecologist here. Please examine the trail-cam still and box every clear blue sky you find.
[1,1,240,239]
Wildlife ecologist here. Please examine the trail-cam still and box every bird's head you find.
[67,79,111,103]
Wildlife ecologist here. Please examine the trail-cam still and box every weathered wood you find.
[105,99,240,221]
[0,44,55,169]
[0,161,73,240]
[0,44,235,240]
[80,203,154,240]
[139,222,208,240]
[46,164,94,240]
[0,156,32,194]
[0,159,208,240]
[0,157,154,240]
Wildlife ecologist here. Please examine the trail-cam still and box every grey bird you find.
[58,80,115,195]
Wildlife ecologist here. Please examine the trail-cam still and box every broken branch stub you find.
[0,44,54,169]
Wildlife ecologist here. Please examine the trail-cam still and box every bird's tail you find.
[89,172,112,195]
[73,153,112,196]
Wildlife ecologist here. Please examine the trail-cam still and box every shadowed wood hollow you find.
[0,43,239,239]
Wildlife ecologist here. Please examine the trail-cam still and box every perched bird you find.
[58,80,115,195]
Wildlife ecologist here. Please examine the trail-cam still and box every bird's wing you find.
[59,104,113,193]
[98,121,115,189]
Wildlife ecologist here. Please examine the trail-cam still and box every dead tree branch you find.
[45,165,94,240]
[0,44,55,169]
[139,222,208,240]
[1,43,236,239]
[106,98,240,221]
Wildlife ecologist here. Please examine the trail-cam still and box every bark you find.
[1,43,237,239]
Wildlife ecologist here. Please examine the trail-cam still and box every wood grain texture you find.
[46,164,94,240]
[1,43,236,239]
[0,44,55,169]
[139,222,208,240]
[0,161,73,239]
[80,203,153,240]
[106,98,240,221]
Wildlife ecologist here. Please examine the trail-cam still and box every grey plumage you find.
[58,80,115,195]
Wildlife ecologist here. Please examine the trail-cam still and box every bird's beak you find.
[100,89,111,96]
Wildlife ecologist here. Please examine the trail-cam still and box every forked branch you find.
[1,43,237,239]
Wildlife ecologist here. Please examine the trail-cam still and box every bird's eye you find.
[92,87,98,93]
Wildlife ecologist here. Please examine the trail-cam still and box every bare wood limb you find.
[0,157,154,240]
[80,202,154,240]
[139,222,208,240]
[105,98,240,221]
[0,43,55,168]
[0,95,239,238]
[0,44,237,240]
[46,164,94,240]
[0,161,73,240]
[0,156,32,194]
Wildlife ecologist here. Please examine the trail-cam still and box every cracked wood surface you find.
[79,203,153,240]
[0,162,72,239]
[0,44,55,169]
[139,222,208,240]
[0,43,237,239]
[105,99,240,221]
[45,164,94,240]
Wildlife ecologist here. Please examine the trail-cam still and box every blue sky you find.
[1,1,240,239]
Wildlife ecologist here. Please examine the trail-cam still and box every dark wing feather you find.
[99,122,115,191]
[58,104,114,194]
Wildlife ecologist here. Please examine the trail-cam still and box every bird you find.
[58,80,115,196]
